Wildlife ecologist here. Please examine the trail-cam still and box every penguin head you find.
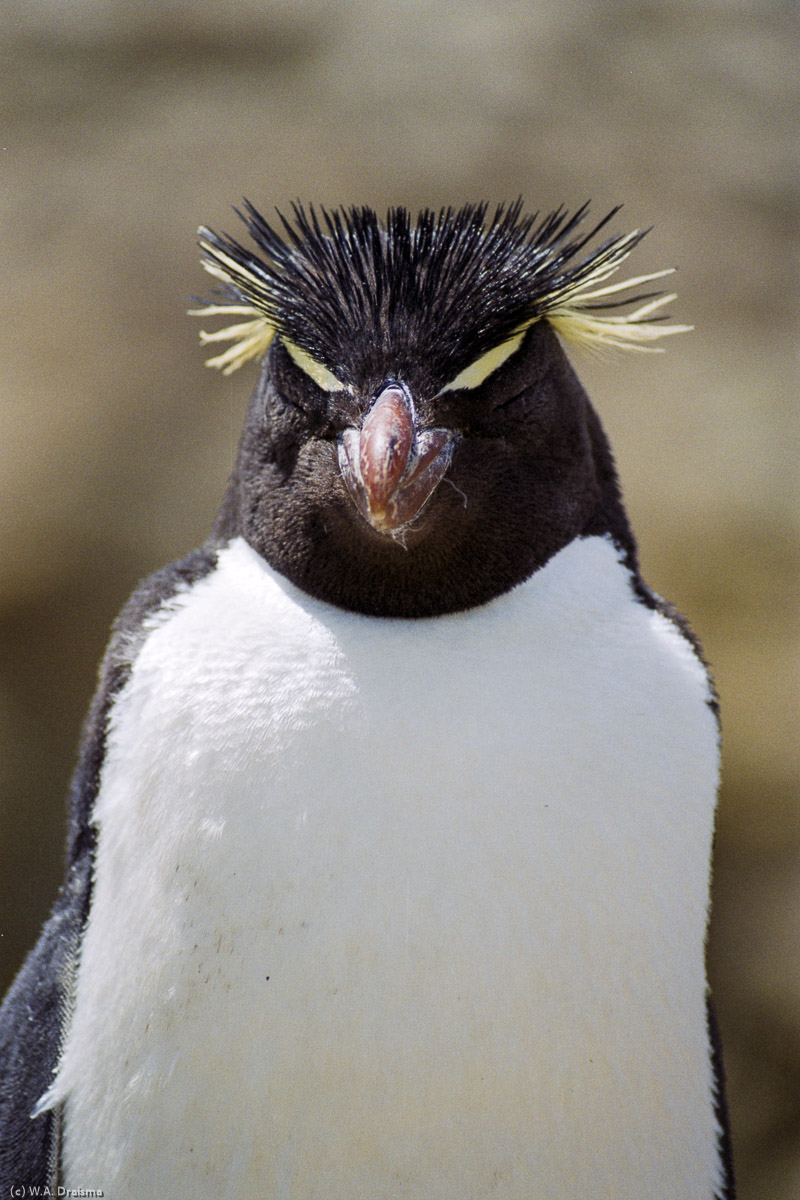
[195,202,688,616]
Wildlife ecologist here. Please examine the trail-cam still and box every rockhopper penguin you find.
[0,201,735,1197]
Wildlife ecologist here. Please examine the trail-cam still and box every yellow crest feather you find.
[539,239,693,352]
[190,206,691,377]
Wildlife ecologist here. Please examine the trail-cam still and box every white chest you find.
[53,535,722,1199]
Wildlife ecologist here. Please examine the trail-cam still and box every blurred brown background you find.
[1,1,797,1194]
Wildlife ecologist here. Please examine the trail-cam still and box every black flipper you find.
[709,995,736,1199]
[0,545,218,1187]
[0,851,88,1187]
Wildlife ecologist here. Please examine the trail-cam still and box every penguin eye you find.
[439,328,528,394]
[282,339,349,393]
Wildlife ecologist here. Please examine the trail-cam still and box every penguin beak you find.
[338,384,456,535]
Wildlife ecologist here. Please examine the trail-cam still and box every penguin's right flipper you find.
[0,847,90,1189]
[0,545,220,1189]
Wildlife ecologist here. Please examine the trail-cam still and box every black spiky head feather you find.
[192,200,689,390]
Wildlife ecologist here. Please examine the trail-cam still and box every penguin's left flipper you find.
[0,847,89,1189]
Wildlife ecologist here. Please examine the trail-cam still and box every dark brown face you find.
[218,321,629,618]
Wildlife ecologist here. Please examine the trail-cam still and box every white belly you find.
[50,535,723,1199]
